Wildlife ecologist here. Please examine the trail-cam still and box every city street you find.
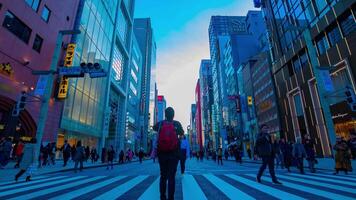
[0,159,355,200]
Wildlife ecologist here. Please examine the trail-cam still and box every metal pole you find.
[303,29,336,157]
[34,30,80,164]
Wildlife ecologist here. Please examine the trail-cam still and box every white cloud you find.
[156,2,258,129]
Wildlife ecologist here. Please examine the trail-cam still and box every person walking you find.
[101,148,107,163]
[73,141,85,173]
[139,148,144,164]
[61,140,71,167]
[304,135,316,173]
[91,148,97,163]
[255,124,282,184]
[14,140,24,168]
[153,107,184,200]
[224,148,229,160]
[293,137,307,174]
[247,148,252,160]
[107,145,115,170]
[349,134,356,160]
[274,140,284,169]
[151,148,157,163]
[85,146,90,162]
[119,150,124,164]
[280,139,292,172]
[15,138,36,182]
[179,135,189,175]
[0,137,12,169]
[217,147,223,165]
[333,136,352,175]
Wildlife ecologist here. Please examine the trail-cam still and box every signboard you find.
[34,75,48,96]
[89,71,106,78]
[0,62,14,77]
[57,44,76,99]
[235,96,241,112]
[247,96,253,106]
[58,67,82,76]
[320,70,334,92]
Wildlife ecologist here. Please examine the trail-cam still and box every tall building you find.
[126,34,143,152]
[208,16,249,149]
[134,18,156,152]
[157,95,166,122]
[260,0,356,156]
[60,0,135,151]
[195,80,203,150]
[190,104,198,152]
[199,60,214,150]
[0,0,78,143]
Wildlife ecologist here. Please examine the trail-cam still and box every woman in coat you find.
[333,137,352,175]
[107,145,115,170]
[73,141,85,173]
[15,138,36,182]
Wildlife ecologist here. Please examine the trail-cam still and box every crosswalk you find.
[0,172,355,200]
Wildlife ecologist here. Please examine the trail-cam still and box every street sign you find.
[58,43,76,99]
[89,71,107,78]
[34,75,48,96]
[58,67,82,76]
[320,69,334,92]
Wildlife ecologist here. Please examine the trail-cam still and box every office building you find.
[157,95,166,122]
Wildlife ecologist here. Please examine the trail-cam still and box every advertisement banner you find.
[57,44,76,99]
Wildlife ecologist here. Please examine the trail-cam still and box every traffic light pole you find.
[303,29,336,157]
[34,30,80,163]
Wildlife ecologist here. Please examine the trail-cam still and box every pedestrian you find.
[217,147,223,165]
[274,140,284,169]
[73,141,85,173]
[255,124,282,184]
[224,148,229,160]
[15,138,36,182]
[14,140,24,168]
[280,139,292,172]
[61,140,71,167]
[0,137,12,169]
[91,148,97,163]
[293,137,307,174]
[151,148,157,163]
[304,135,316,173]
[139,148,144,163]
[107,145,115,170]
[333,136,352,175]
[153,107,184,200]
[119,150,124,164]
[85,146,90,162]
[247,148,252,160]
[101,148,107,163]
[212,150,217,162]
[179,135,189,175]
[199,149,204,162]
[196,151,199,161]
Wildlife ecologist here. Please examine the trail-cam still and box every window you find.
[327,25,342,46]
[299,51,309,68]
[340,12,356,37]
[32,34,43,52]
[2,11,32,43]
[316,35,329,55]
[25,0,41,12]
[41,6,51,22]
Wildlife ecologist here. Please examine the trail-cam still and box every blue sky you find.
[135,0,258,129]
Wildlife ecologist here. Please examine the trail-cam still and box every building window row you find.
[24,0,51,23]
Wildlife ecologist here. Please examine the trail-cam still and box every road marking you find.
[203,174,255,200]
[138,178,160,200]
[0,176,85,197]
[0,176,67,191]
[289,173,356,187]
[94,176,148,200]
[246,174,354,200]
[9,176,105,200]
[182,175,207,200]
[0,175,48,186]
[278,174,356,194]
[225,174,305,200]
[50,176,126,200]
[306,173,356,182]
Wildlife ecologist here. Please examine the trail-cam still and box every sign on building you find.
[57,44,76,99]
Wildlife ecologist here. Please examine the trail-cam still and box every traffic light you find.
[80,62,106,78]
[345,87,356,111]
[12,91,27,116]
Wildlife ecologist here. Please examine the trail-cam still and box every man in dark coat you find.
[61,140,71,167]
[255,124,281,184]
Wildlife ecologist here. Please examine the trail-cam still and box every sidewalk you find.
[237,157,356,174]
[0,158,142,182]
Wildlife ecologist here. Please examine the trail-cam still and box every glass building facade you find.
[261,0,356,157]
[60,0,135,151]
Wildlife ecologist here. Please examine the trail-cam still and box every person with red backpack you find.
[153,107,184,200]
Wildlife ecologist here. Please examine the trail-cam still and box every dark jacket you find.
[255,132,273,157]
[293,143,307,158]
[74,146,85,161]
[107,149,115,161]
[304,139,315,160]
[280,142,293,157]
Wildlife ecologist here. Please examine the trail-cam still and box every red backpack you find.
[157,121,178,152]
